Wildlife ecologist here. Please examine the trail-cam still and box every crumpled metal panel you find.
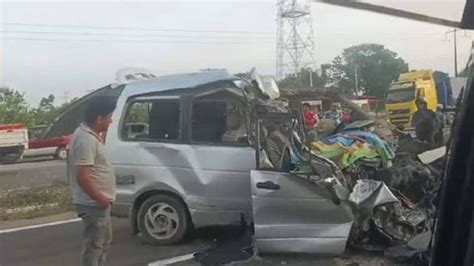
[120,70,237,99]
[251,170,354,255]
[107,139,257,228]
[349,179,398,207]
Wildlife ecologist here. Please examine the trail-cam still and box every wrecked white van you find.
[106,70,354,253]
[106,69,440,257]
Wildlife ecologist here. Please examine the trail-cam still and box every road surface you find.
[0,217,212,266]
[0,160,67,190]
[0,217,400,266]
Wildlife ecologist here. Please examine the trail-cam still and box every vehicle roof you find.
[398,70,433,80]
[120,70,238,99]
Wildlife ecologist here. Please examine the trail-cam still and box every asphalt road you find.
[0,218,403,266]
[0,159,67,190]
[0,218,212,266]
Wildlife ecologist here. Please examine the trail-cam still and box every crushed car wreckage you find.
[41,68,444,261]
[251,86,444,261]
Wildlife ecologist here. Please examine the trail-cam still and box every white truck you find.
[0,124,29,164]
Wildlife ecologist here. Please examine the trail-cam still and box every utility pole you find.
[446,28,459,77]
[307,67,313,87]
[354,66,359,93]
[61,91,70,104]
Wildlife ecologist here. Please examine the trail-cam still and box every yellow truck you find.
[385,70,452,128]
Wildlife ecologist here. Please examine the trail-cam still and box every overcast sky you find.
[0,0,471,105]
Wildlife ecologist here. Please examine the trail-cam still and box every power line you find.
[2,29,448,39]
[1,30,274,40]
[4,22,276,35]
[1,37,273,44]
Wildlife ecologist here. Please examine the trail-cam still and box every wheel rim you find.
[144,202,179,240]
[58,150,67,159]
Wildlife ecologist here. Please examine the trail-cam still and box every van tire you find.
[137,194,188,245]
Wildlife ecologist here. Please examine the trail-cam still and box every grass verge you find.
[0,185,74,221]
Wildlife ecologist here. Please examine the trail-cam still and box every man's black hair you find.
[84,97,117,124]
[302,102,311,108]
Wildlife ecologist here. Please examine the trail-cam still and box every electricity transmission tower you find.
[276,0,317,80]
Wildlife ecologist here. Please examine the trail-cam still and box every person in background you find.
[302,103,319,129]
[324,102,343,125]
[302,103,319,141]
[311,106,320,123]
[342,108,352,126]
[221,109,247,143]
[434,104,446,146]
[412,97,437,145]
[435,104,446,128]
[68,97,117,266]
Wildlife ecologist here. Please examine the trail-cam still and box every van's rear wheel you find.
[137,195,188,245]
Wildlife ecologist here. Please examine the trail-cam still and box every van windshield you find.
[386,88,416,103]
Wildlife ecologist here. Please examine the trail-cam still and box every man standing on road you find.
[68,97,116,266]
[412,97,437,145]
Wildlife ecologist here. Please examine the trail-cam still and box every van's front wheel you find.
[137,195,188,245]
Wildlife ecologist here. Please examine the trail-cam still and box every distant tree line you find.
[278,43,409,98]
[0,88,77,126]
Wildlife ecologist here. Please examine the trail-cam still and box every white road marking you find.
[5,203,59,214]
[0,218,81,234]
[148,253,196,266]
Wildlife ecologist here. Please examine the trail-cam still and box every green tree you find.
[0,88,35,125]
[0,88,77,127]
[32,94,58,125]
[329,44,409,97]
[278,68,326,89]
[39,94,55,111]
[31,95,79,125]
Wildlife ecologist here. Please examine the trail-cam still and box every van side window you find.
[191,101,248,145]
[123,100,180,141]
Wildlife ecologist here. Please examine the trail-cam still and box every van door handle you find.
[256,181,280,190]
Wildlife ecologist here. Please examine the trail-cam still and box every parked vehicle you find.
[25,125,70,160]
[385,69,454,128]
[106,70,353,253]
[0,123,29,164]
